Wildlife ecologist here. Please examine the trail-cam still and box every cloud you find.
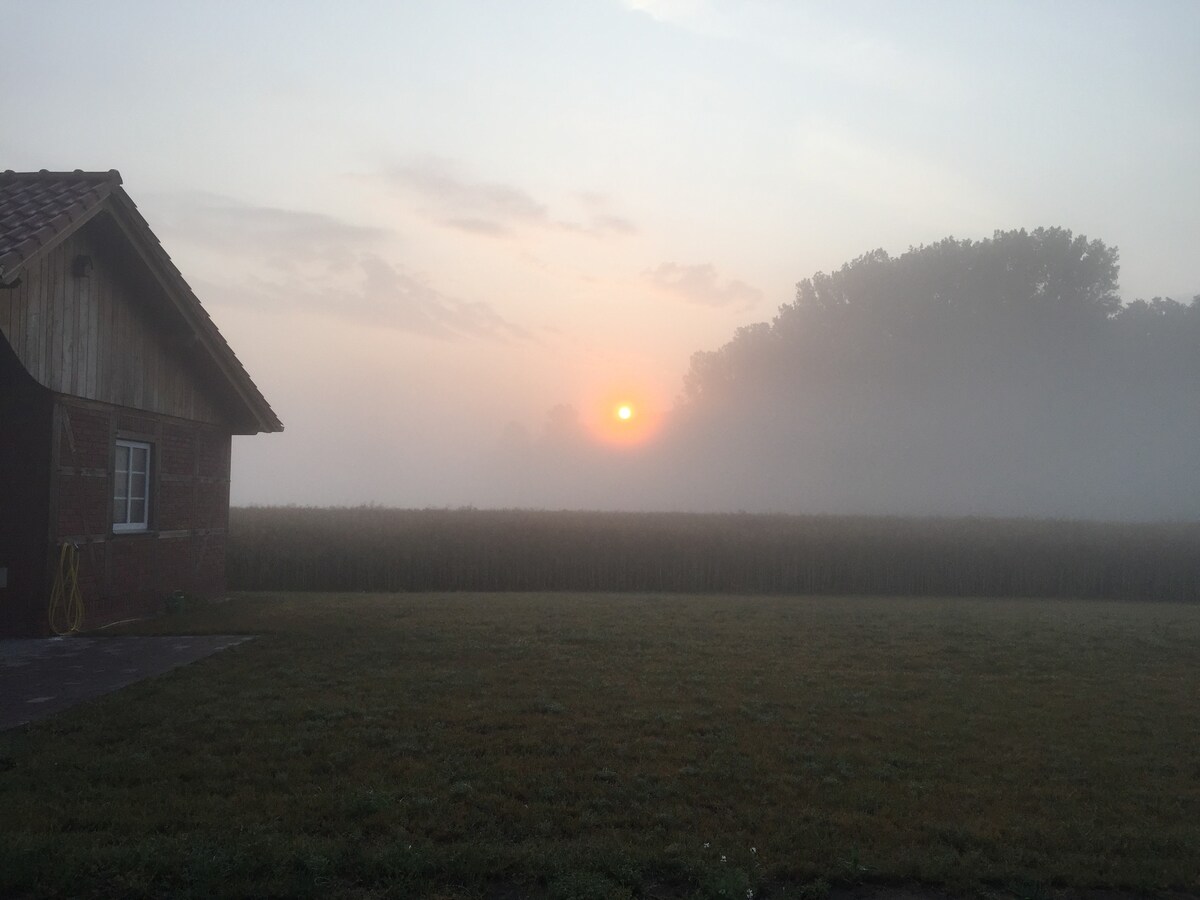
[225,252,533,343]
[152,192,386,273]
[441,217,511,237]
[556,213,638,238]
[157,192,530,343]
[384,160,637,239]
[645,262,762,310]
[388,161,547,236]
[353,254,533,342]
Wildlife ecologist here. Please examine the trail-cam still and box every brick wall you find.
[48,397,234,632]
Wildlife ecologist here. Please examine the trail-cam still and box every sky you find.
[3,0,1199,509]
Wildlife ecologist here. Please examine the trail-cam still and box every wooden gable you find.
[0,170,281,434]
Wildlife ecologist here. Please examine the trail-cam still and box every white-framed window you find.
[113,439,151,532]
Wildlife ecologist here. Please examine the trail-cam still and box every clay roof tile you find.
[0,170,120,281]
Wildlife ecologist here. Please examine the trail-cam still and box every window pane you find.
[114,441,151,530]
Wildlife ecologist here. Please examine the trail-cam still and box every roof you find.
[0,170,282,434]
[0,169,122,280]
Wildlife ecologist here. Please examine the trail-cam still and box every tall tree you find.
[671,228,1198,519]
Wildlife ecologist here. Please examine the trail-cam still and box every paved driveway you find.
[0,635,252,730]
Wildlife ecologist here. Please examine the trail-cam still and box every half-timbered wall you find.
[0,216,230,425]
[52,396,232,631]
[0,184,273,635]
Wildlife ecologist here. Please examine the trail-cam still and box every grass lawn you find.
[1,593,1198,899]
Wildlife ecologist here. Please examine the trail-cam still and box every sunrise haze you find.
[4,0,1198,513]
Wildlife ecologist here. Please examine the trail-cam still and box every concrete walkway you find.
[0,634,252,730]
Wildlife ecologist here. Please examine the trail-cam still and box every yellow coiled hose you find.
[48,542,84,635]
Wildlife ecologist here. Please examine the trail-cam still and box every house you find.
[0,170,281,637]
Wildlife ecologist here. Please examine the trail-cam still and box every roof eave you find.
[103,190,283,434]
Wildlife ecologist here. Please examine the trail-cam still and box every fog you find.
[472,229,1200,521]
[10,2,1198,522]
[224,229,1200,522]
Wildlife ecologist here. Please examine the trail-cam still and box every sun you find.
[586,387,661,447]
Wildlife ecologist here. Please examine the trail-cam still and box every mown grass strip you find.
[1,593,1197,899]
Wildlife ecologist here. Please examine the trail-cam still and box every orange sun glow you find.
[585,389,661,448]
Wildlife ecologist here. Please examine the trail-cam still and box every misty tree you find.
[1108,295,1200,375]
[685,227,1130,402]
[672,227,1200,519]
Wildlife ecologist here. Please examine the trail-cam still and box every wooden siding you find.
[0,218,231,425]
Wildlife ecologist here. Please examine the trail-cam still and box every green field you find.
[2,593,1198,899]
[227,507,1200,601]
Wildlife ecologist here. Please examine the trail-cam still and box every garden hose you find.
[48,542,84,635]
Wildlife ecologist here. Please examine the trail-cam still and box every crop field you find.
[2,592,1199,900]
[227,507,1200,601]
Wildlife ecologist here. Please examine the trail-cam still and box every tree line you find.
[656,228,1200,520]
